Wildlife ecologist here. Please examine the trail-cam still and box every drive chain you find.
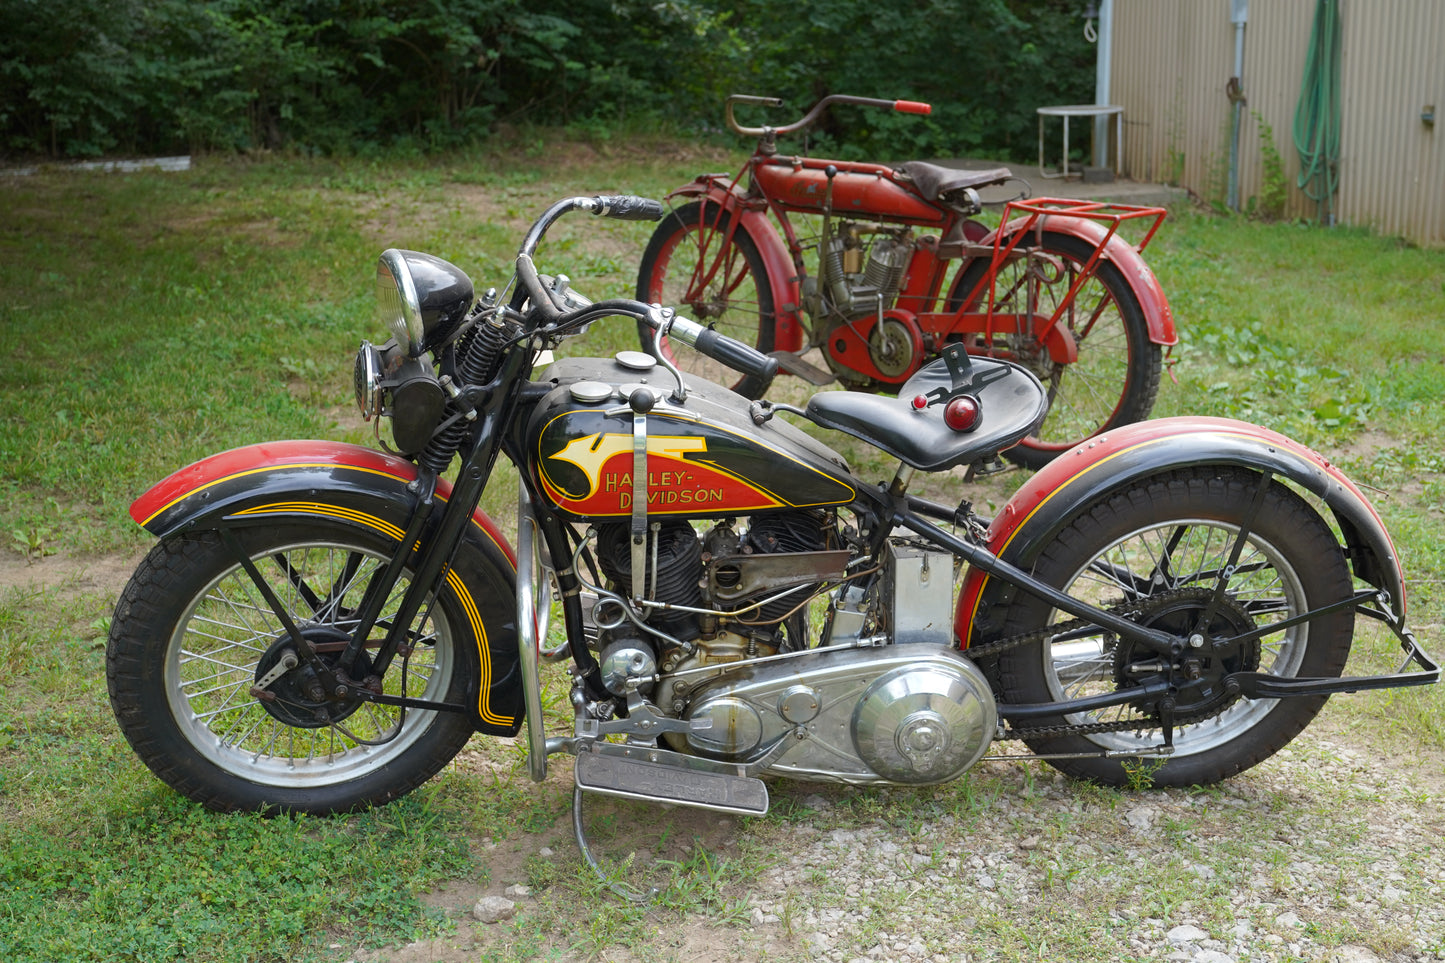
[962,592,1205,742]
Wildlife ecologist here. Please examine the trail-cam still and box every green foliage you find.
[1250,110,1289,220]
[0,788,471,961]
[710,0,1094,161]
[1,0,1094,160]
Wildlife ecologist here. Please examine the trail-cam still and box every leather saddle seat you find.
[804,355,1048,472]
[895,161,1013,203]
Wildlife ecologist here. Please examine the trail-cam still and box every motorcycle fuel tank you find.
[528,355,857,520]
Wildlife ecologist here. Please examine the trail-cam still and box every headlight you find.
[375,249,476,356]
[353,340,383,421]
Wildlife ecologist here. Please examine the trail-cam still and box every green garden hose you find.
[1293,0,1342,223]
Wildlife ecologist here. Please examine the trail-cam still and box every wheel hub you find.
[1114,588,1261,724]
[254,627,371,728]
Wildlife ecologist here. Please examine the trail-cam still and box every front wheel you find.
[107,521,488,814]
[947,230,1161,469]
[992,468,1354,787]
[636,200,777,398]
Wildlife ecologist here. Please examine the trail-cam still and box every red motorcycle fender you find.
[666,180,805,353]
[983,215,1178,347]
[955,416,1406,646]
[130,439,523,736]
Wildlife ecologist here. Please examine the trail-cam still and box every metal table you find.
[1037,104,1123,179]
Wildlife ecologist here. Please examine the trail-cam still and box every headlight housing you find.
[375,249,476,357]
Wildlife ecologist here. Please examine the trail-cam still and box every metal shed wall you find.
[1110,0,1443,245]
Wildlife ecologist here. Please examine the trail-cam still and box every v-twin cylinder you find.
[679,643,997,786]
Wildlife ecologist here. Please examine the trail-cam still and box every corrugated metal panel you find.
[1335,2,1444,243]
[1110,0,1443,245]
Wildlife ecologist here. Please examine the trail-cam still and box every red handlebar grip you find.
[894,100,932,115]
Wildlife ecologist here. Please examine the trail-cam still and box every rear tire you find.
[993,468,1353,787]
[636,201,777,398]
[107,522,484,814]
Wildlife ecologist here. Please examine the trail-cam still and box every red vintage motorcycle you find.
[107,195,1435,896]
[637,93,1175,468]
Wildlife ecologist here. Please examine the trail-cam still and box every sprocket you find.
[1113,587,1261,725]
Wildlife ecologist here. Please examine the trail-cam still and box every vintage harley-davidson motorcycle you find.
[108,196,1436,879]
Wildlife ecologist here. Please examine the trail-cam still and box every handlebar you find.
[663,313,780,385]
[511,197,778,389]
[725,93,932,137]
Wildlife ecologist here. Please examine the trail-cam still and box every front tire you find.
[107,522,485,814]
[636,200,777,398]
[993,468,1353,787]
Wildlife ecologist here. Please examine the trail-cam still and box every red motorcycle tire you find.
[635,201,777,399]
[947,230,1161,469]
[993,467,1353,787]
[107,522,485,815]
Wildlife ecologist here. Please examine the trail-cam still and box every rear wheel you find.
[636,200,777,398]
[948,230,1161,468]
[107,522,483,814]
[993,468,1353,787]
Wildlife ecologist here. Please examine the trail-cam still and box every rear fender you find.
[131,440,522,735]
[667,179,804,352]
[983,215,1177,347]
[955,417,1405,645]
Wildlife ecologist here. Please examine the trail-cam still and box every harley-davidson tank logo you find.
[541,432,787,515]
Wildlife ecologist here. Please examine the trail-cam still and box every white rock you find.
[1275,911,1303,929]
[1193,952,1235,963]
[1330,947,1383,963]
[538,846,555,858]
[472,896,516,924]
[1125,806,1157,831]
[503,884,531,899]
[1168,924,1209,944]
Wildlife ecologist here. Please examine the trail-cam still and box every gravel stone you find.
[1167,924,1209,944]
[471,896,515,924]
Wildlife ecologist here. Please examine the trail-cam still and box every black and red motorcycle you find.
[107,196,1437,883]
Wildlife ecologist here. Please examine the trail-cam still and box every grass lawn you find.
[1,138,1442,962]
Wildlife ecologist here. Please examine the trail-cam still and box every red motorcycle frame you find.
[637,93,1177,467]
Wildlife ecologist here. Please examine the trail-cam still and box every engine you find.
[582,514,996,786]
[588,510,842,703]
[810,222,915,321]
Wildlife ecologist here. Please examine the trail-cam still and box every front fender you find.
[956,417,1406,645]
[667,178,805,353]
[133,439,515,564]
[984,214,1177,347]
[131,439,522,735]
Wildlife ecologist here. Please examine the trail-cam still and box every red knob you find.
[911,395,928,410]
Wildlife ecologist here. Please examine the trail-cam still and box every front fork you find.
[517,484,551,781]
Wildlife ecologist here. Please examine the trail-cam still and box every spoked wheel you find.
[636,200,777,398]
[107,522,482,814]
[994,468,1354,787]
[947,231,1161,469]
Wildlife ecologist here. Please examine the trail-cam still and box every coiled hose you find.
[1292,0,1341,224]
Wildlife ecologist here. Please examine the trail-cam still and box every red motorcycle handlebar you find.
[726,93,933,136]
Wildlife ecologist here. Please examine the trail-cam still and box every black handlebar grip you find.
[595,195,665,221]
[693,328,780,385]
